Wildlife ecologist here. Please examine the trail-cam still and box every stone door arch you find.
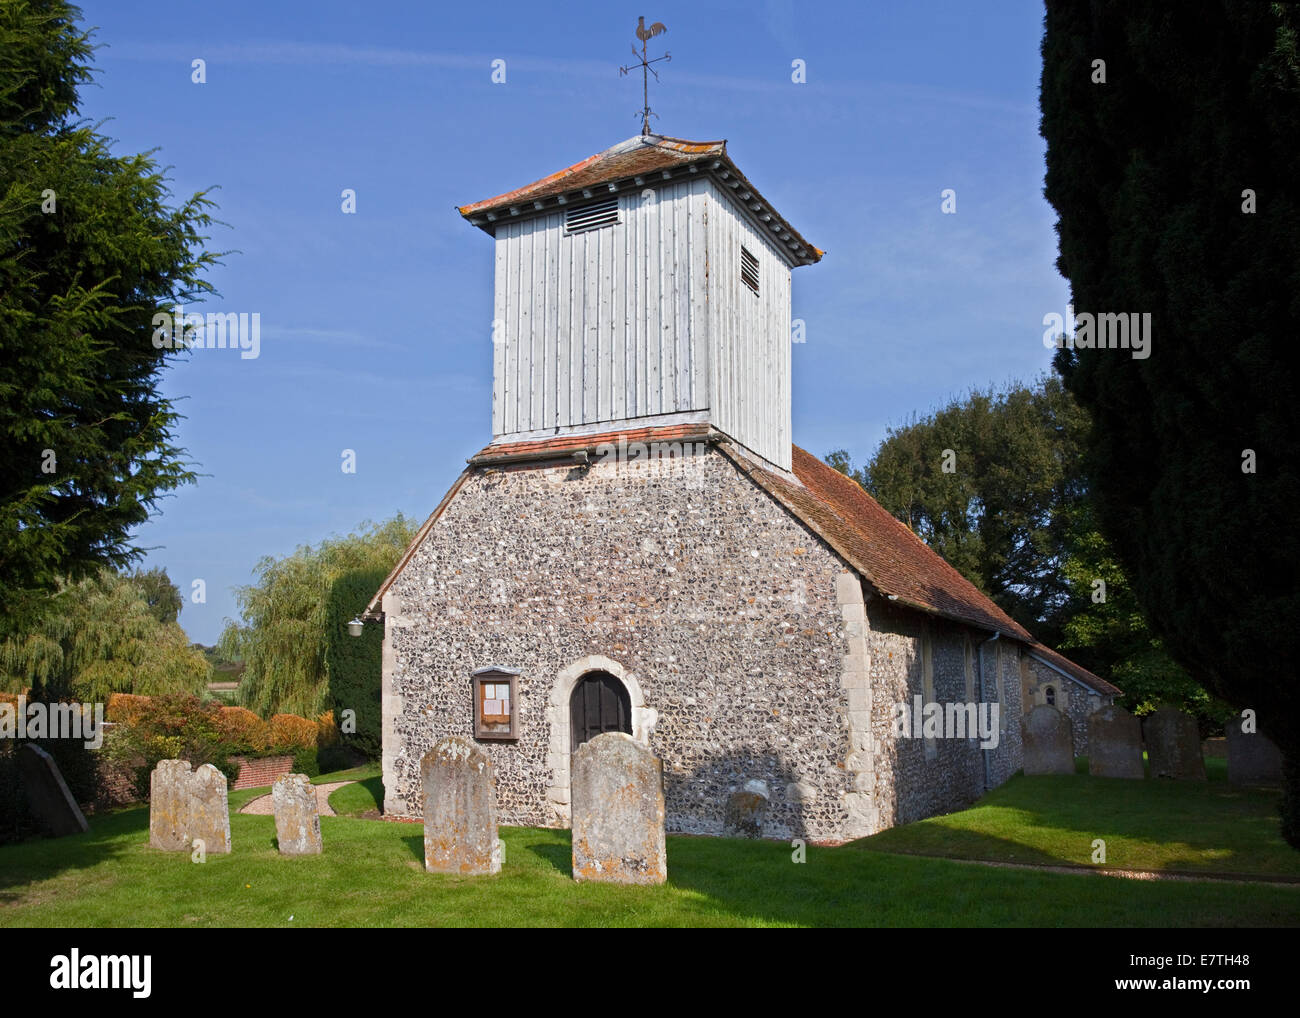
[544,655,657,824]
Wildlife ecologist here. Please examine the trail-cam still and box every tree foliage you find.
[830,375,1090,646]
[0,0,220,633]
[0,568,211,701]
[324,567,389,758]
[1041,1,1300,843]
[221,516,417,720]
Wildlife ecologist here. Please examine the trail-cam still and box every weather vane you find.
[619,17,669,135]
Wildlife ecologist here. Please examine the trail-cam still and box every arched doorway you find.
[569,671,631,752]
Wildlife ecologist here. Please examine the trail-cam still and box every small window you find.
[740,245,760,295]
[565,197,619,235]
[1045,685,1056,707]
[471,667,519,740]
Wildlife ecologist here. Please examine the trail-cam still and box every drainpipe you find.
[976,631,1001,791]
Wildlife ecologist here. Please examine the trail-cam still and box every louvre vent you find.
[740,245,760,295]
[565,197,620,235]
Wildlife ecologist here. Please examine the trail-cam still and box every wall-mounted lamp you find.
[347,616,364,638]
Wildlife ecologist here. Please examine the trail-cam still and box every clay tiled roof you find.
[459,136,725,217]
[469,422,713,464]
[458,133,822,266]
[717,443,1033,640]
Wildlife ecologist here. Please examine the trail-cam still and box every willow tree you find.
[221,516,417,719]
[1041,1,1300,842]
[0,569,210,701]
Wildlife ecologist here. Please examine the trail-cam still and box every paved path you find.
[239,781,354,817]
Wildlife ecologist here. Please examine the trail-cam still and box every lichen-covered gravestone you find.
[149,758,194,851]
[1226,725,1283,786]
[725,779,770,837]
[571,732,666,885]
[19,744,88,837]
[422,736,502,875]
[1144,706,1206,781]
[1020,705,1074,775]
[148,759,231,853]
[187,763,231,854]
[272,773,322,855]
[1087,705,1145,779]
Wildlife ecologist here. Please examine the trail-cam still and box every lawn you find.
[858,757,1300,879]
[1,764,1298,927]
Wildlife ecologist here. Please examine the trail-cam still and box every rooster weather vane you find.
[620,16,669,135]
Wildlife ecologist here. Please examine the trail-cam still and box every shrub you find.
[269,713,318,753]
[292,747,320,778]
[101,693,234,798]
[323,567,387,759]
[216,706,269,754]
[106,693,152,725]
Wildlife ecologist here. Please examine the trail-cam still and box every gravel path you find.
[238,781,353,817]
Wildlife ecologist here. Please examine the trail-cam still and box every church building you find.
[364,133,1118,842]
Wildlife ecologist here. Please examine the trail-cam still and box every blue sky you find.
[75,0,1066,645]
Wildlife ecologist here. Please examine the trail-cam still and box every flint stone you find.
[272,772,322,855]
[1227,726,1283,786]
[725,778,770,837]
[1020,705,1074,775]
[571,732,666,885]
[148,759,231,853]
[19,744,88,837]
[1087,705,1145,779]
[1144,706,1206,781]
[422,736,502,875]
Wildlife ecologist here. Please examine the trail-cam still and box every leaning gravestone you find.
[725,779,770,837]
[422,736,502,875]
[148,759,231,853]
[1226,726,1284,786]
[19,744,88,836]
[1020,705,1074,775]
[571,732,666,885]
[149,758,193,851]
[272,772,322,855]
[1087,705,1145,779]
[1144,706,1206,781]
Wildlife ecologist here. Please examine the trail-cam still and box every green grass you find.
[328,776,383,817]
[859,763,1296,878]
[1,798,1297,927]
[3,759,1295,927]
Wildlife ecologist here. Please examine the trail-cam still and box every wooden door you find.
[570,671,631,752]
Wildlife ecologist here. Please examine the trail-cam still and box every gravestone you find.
[1144,706,1206,780]
[149,758,193,851]
[1020,705,1074,775]
[19,744,88,836]
[1226,726,1283,786]
[571,732,666,885]
[187,763,231,854]
[272,772,322,855]
[1087,705,1145,779]
[148,759,231,853]
[725,779,770,837]
[422,736,502,875]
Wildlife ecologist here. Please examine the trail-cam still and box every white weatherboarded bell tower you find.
[458,134,822,471]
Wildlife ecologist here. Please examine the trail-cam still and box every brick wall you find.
[230,755,294,790]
